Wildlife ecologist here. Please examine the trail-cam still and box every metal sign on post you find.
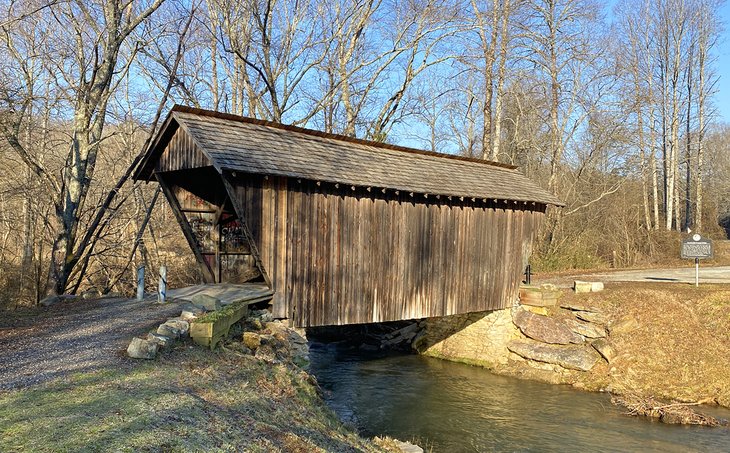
[681,234,713,287]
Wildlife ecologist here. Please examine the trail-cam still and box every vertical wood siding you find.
[156,129,210,173]
[229,174,545,327]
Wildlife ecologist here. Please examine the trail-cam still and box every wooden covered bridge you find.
[134,106,562,327]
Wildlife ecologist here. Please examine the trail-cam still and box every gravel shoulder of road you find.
[0,296,184,391]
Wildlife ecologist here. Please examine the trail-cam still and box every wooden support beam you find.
[221,172,273,287]
[156,173,216,283]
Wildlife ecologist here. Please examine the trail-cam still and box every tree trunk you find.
[491,0,511,162]
[684,45,693,231]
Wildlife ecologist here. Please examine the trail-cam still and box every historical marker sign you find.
[681,234,713,259]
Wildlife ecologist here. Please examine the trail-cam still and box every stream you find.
[308,342,730,452]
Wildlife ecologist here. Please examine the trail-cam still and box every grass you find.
[194,299,248,324]
[0,340,391,452]
[560,282,730,407]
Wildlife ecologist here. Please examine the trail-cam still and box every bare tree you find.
[0,0,166,296]
[694,0,720,233]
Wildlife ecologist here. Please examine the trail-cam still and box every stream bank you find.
[312,282,730,419]
[0,307,404,452]
[308,345,730,452]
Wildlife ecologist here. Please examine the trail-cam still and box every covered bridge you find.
[134,106,562,327]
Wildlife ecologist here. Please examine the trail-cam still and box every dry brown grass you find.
[561,283,730,407]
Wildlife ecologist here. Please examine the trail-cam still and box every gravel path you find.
[0,296,184,391]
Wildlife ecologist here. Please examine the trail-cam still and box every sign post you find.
[136,265,145,301]
[158,265,167,303]
[695,258,699,287]
[681,234,713,287]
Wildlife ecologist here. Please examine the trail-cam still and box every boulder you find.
[180,310,199,322]
[519,285,560,307]
[564,318,606,339]
[248,318,264,330]
[250,309,274,323]
[512,308,583,345]
[147,332,173,348]
[609,315,639,335]
[507,340,601,371]
[191,294,221,311]
[592,338,617,363]
[574,281,593,293]
[574,281,604,293]
[180,303,206,315]
[523,305,549,316]
[575,311,608,325]
[164,319,189,337]
[127,337,159,359]
[39,295,62,307]
[157,323,181,339]
[561,302,601,313]
[243,332,261,350]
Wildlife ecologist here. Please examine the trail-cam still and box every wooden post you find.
[136,265,145,301]
[158,265,167,303]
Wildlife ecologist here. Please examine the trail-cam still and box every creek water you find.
[308,343,730,452]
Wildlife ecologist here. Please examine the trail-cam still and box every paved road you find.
[537,266,730,287]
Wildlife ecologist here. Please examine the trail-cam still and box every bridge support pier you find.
[412,306,521,369]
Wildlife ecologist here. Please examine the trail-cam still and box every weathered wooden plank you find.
[208,171,548,326]
[338,189,348,325]
[326,189,337,325]
[290,184,303,325]
[471,203,484,310]
[221,173,271,287]
[272,177,288,318]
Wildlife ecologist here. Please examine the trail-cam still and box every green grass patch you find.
[0,344,388,452]
[194,299,250,324]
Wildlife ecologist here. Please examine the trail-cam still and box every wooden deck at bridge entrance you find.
[168,283,273,307]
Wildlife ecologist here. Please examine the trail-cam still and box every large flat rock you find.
[564,318,606,339]
[507,340,601,371]
[512,308,583,345]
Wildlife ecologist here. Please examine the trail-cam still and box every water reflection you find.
[308,343,730,452]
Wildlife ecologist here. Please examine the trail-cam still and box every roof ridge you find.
[170,105,518,171]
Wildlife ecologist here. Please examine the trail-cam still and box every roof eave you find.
[132,110,181,181]
[221,166,564,207]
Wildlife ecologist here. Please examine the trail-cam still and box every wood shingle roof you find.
[135,105,563,206]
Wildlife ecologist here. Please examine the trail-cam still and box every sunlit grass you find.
[0,344,386,452]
